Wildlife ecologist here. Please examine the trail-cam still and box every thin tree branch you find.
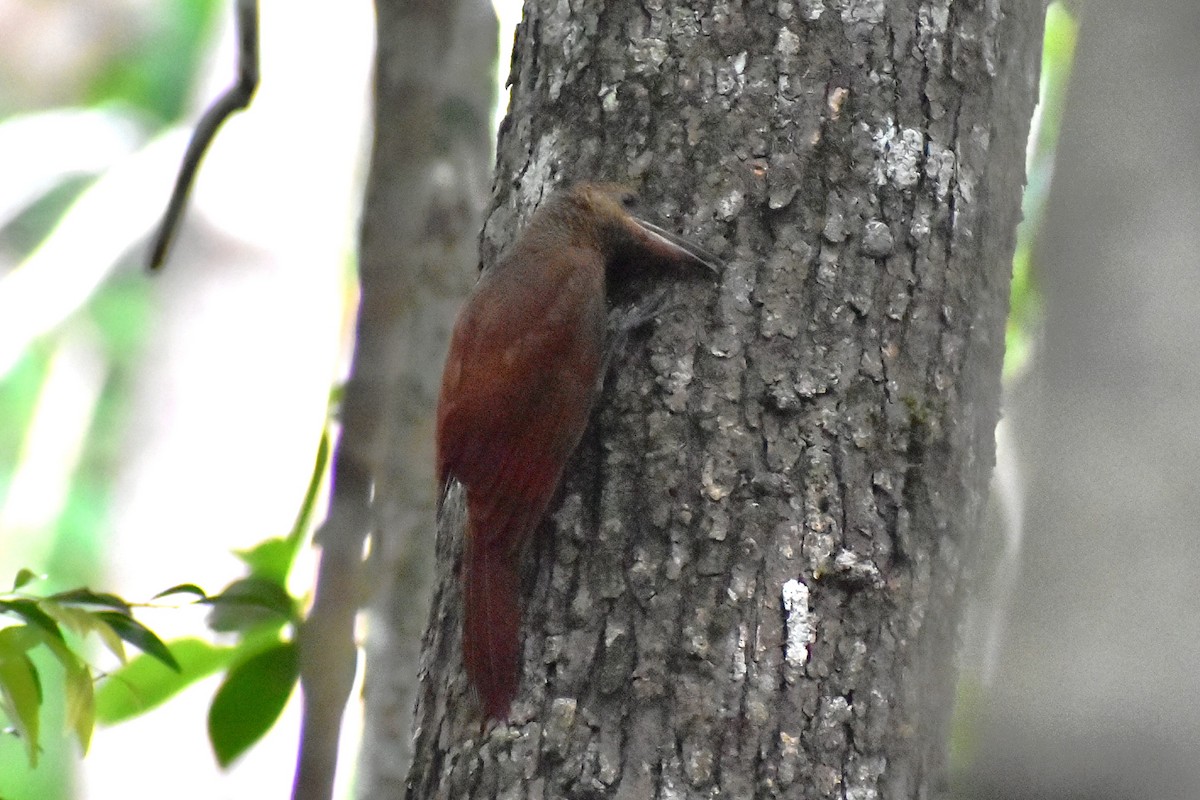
[146,0,260,271]
[291,449,370,800]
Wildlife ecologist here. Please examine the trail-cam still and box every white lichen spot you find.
[685,744,715,784]
[957,167,977,206]
[781,578,816,677]
[778,730,802,786]
[543,697,577,758]
[715,52,748,95]
[776,27,801,61]
[910,209,931,241]
[861,220,894,257]
[834,549,884,586]
[701,458,731,501]
[920,1,949,34]
[548,72,565,103]
[845,755,888,800]
[871,118,924,188]
[522,130,563,213]
[645,38,669,69]
[804,528,836,574]
[600,85,619,113]
[925,140,956,199]
[657,351,695,411]
[799,0,825,20]
[842,0,885,25]
[827,86,850,119]
[732,623,748,680]
[666,543,686,580]
[716,188,745,220]
[628,149,654,177]
[708,512,729,541]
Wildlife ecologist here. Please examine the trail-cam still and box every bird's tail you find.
[462,518,522,721]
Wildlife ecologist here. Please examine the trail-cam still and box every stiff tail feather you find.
[462,521,522,720]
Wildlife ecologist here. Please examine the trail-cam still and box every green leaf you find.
[93,612,179,672]
[26,625,86,681]
[88,612,129,664]
[64,661,95,754]
[0,640,42,766]
[208,641,299,767]
[0,600,65,642]
[205,577,295,633]
[11,569,39,591]
[152,583,208,601]
[42,600,129,663]
[233,539,292,586]
[0,624,40,657]
[95,637,241,724]
[49,588,133,615]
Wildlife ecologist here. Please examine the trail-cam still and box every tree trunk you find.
[408,1,1044,797]
[354,0,497,795]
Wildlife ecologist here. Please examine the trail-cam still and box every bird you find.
[435,182,718,721]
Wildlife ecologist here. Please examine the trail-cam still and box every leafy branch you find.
[0,429,330,769]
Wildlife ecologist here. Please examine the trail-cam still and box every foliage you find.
[97,429,329,767]
[0,1,225,790]
[0,430,328,770]
[0,574,177,766]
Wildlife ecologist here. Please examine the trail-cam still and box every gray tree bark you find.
[965,1,1200,799]
[408,1,1044,797]
[353,0,497,795]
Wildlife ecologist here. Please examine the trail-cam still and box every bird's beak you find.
[630,216,722,274]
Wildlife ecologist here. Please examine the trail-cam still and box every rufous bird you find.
[435,182,718,721]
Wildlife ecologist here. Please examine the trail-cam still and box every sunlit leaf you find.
[0,646,42,766]
[11,569,39,591]
[49,588,132,615]
[152,583,208,601]
[87,611,129,665]
[44,600,131,664]
[233,538,292,586]
[96,637,241,724]
[0,600,65,642]
[208,641,299,767]
[0,625,40,657]
[93,612,179,672]
[64,661,95,754]
[205,577,295,633]
[25,621,87,679]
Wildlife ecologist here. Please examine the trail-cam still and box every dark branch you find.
[146,0,260,271]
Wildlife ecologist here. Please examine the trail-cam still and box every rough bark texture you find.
[408,1,1043,797]
[965,1,1200,798]
[355,0,497,795]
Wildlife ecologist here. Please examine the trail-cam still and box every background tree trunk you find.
[965,1,1200,798]
[408,1,1044,797]
[354,0,497,795]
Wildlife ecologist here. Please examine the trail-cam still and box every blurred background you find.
[0,1,371,797]
[1,0,1195,798]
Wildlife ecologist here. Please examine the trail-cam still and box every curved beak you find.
[629,216,722,274]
